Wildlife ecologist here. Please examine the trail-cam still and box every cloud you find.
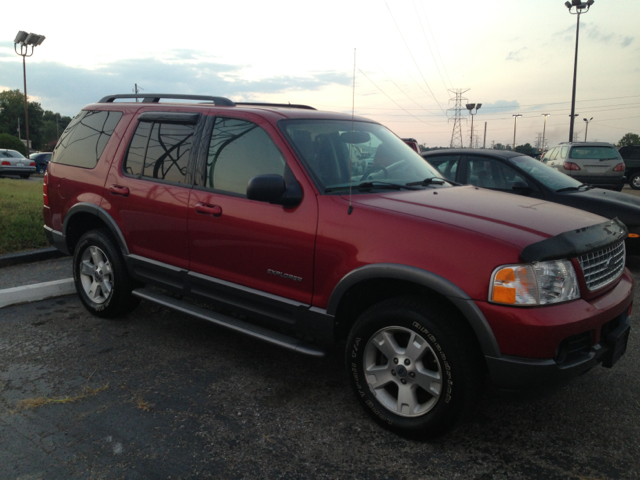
[480,100,520,112]
[555,22,633,47]
[506,48,527,62]
[0,54,350,115]
[621,37,634,48]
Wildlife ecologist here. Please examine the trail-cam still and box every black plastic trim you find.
[44,226,70,256]
[63,203,130,255]
[131,288,326,357]
[521,218,628,263]
[326,263,501,357]
[138,112,201,124]
[235,102,316,111]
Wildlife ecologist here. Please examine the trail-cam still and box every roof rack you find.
[235,102,316,111]
[98,94,236,106]
[97,95,317,110]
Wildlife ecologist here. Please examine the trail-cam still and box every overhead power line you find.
[412,0,450,94]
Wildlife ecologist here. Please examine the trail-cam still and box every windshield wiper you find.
[406,177,458,187]
[556,183,592,193]
[357,181,420,191]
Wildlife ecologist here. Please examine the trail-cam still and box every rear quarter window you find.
[52,110,123,168]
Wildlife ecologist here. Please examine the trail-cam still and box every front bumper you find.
[485,312,631,388]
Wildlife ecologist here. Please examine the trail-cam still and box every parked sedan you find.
[421,149,640,254]
[0,149,36,178]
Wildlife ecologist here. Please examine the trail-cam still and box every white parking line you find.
[0,278,76,309]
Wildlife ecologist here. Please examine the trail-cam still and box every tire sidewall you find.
[346,302,466,436]
[630,172,640,190]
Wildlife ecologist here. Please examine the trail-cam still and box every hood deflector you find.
[521,218,628,263]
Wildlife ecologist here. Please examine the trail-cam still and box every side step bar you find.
[131,288,326,357]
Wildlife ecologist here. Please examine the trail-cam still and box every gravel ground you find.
[0,259,638,479]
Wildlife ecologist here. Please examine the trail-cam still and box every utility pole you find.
[483,122,487,149]
[448,89,469,148]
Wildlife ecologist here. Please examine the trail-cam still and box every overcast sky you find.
[1,0,639,148]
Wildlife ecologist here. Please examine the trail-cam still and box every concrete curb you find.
[0,278,75,309]
[0,247,67,268]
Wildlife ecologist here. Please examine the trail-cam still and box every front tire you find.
[346,297,483,438]
[629,172,640,190]
[73,229,139,318]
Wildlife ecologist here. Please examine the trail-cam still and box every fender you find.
[326,263,501,357]
[63,202,130,255]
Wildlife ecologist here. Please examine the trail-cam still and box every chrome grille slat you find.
[578,241,626,291]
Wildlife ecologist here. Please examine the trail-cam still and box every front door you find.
[188,114,317,306]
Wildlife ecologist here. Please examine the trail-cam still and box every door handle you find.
[195,202,222,217]
[109,185,130,197]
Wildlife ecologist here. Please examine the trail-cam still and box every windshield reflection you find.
[508,155,583,191]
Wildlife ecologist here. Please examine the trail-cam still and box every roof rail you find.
[98,94,236,106]
[235,102,316,110]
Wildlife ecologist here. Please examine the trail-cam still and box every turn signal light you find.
[563,162,581,171]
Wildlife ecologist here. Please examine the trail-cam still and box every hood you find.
[556,188,640,228]
[351,186,607,251]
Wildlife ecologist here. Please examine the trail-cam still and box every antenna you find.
[348,48,356,215]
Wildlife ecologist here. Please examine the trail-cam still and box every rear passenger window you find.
[426,155,459,182]
[52,110,123,168]
[205,117,285,195]
[123,121,195,184]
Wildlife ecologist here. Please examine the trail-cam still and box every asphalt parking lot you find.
[0,256,639,479]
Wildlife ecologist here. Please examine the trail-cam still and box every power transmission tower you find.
[448,89,469,148]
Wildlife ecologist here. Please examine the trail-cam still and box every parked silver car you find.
[540,142,625,191]
[0,149,37,178]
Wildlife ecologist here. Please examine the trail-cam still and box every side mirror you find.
[512,181,532,193]
[246,174,302,207]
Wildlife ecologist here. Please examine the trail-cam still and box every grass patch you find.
[0,178,48,254]
[11,384,109,413]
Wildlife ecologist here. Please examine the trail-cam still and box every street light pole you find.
[541,114,550,151]
[14,31,45,155]
[466,103,482,148]
[565,0,594,143]
[512,114,522,151]
[569,114,579,141]
[583,116,593,141]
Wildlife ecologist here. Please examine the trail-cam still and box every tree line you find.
[0,89,72,155]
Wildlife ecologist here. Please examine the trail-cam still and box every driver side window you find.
[466,157,527,191]
[206,118,285,196]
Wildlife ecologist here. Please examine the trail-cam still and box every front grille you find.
[577,241,625,291]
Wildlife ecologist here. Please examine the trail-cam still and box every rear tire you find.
[346,297,484,439]
[629,172,640,190]
[73,229,140,318]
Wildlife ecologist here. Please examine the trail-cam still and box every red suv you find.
[44,94,634,438]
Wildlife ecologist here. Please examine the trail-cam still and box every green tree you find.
[0,89,44,150]
[617,133,640,147]
[494,143,505,150]
[0,133,27,156]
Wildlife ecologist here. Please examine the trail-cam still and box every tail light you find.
[563,162,581,171]
[30,161,36,166]
[613,163,625,172]
[1,161,10,166]
[43,171,49,206]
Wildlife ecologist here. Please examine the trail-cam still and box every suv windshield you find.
[508,155,583,191]
[280,119,441,192]
[569,146,621,160]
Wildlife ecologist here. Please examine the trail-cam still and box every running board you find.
[131,288,326,357]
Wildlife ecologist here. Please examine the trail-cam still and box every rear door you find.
[103,110,201,280]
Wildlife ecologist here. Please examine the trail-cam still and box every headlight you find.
[489,260,580,306]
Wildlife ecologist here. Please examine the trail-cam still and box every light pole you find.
[583,117,593,141]
[569,114,579,141]
[14,31,46,155]
[541,114,550,151]
[512,114,522,151]
[565,0,594,143]
[466,103,481,148]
